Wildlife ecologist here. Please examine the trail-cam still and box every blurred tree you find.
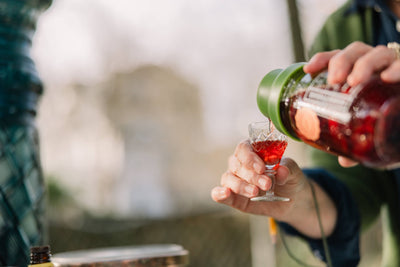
[286,0,306,62]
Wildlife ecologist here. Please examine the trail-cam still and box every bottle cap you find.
[30,245,51,253]
[257,62,305,140]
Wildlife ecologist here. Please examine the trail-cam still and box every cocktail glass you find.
[248,121,289,202]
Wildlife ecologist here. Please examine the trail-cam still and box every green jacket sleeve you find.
[308,0,374,58]
[309,149,393,231]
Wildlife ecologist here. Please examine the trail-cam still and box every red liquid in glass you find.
[251,140,288,169]
[280,77,400,168]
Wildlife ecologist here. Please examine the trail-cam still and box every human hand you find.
[211,140,307,221]
[304,41,400,86]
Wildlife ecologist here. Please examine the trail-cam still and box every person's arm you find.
[279,167,362,266]
[273,166,338,239]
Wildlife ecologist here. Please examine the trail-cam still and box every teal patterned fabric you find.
[0,124,46,265]
[0,0,52,265]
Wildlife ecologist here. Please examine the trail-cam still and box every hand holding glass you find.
[248,121,289,202]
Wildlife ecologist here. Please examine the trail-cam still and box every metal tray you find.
[52,244,189,267]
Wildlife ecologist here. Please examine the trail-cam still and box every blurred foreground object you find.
[0,0,52,265]
[29,245,54,266]
[52,244,189,267]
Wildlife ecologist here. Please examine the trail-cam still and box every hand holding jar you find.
[304,41,400,167]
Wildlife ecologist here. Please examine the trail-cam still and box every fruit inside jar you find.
[280,76,400,168]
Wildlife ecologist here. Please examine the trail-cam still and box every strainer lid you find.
[257,62,305,140]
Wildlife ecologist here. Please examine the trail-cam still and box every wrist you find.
[279,179,338,239]
[278,178,314,223]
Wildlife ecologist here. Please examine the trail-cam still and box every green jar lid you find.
[257,62,306,140]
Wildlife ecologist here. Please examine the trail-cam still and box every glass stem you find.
[264,168,276,196]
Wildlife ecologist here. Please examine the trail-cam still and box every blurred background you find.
[30,0,382,266]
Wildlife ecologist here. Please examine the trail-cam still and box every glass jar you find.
[257,63,400,168]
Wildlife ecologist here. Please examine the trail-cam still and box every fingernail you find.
[245,185,256,195]
[258,178,267,190]
[216,188,227,197]
[347,74,355,85]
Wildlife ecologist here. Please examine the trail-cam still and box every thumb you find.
[275,164,290,185]
[275,157,302,185]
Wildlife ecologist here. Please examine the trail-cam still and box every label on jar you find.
[294,107,321,141]
[297,82,362,125]
[305,87,351,122]
[292,78,363,141]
